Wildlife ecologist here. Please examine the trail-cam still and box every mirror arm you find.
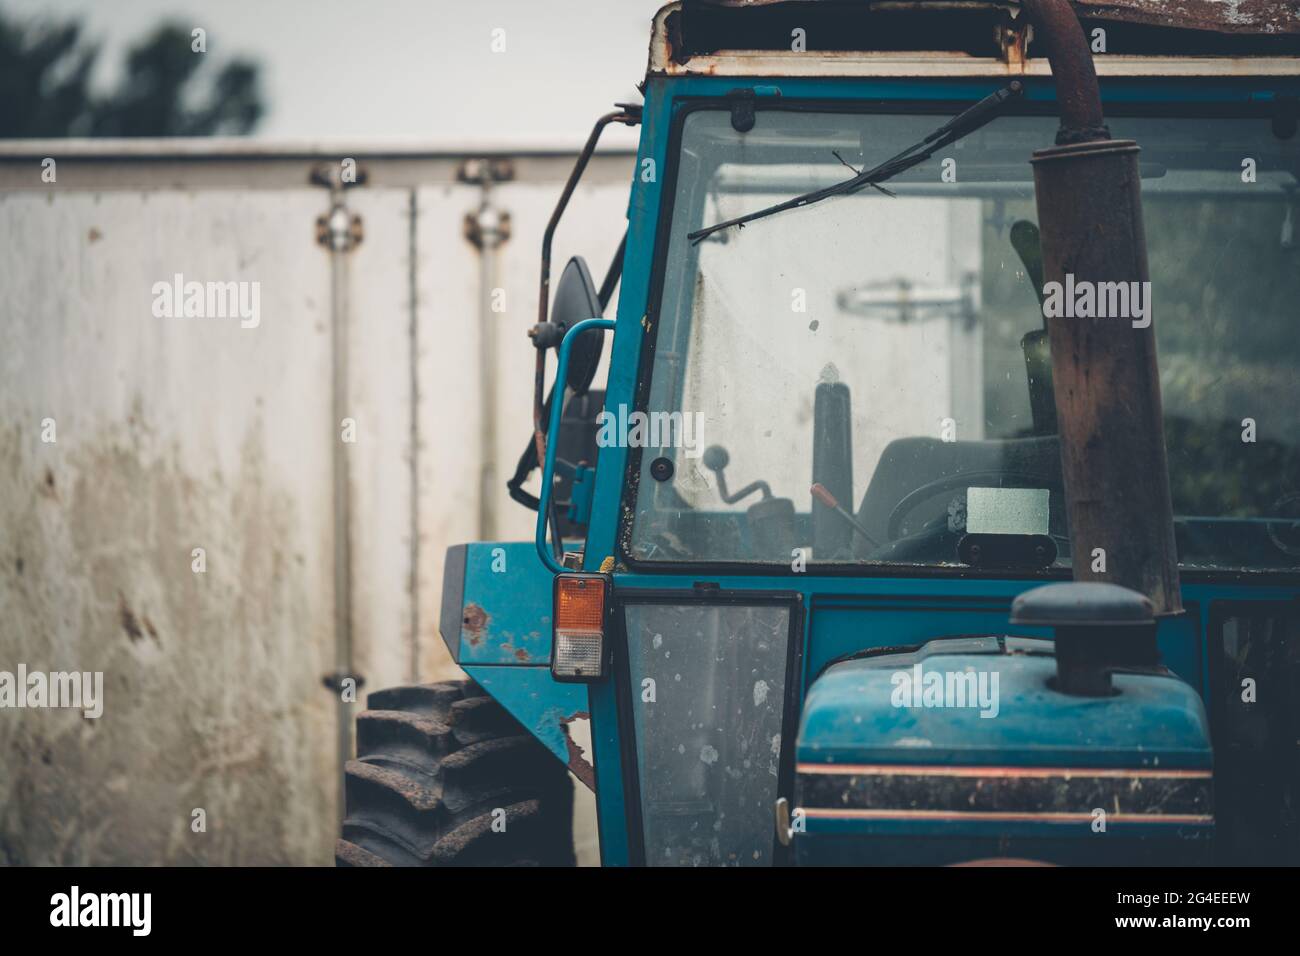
[537,318,615,575]
[533,108,639,467]
[597,229,629,312]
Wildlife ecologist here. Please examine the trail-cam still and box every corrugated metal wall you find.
[0,143,633,865]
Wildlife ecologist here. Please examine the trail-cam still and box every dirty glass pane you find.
[626,109,1300,572]
[1212,605,1300,865]
[623,602,791,866]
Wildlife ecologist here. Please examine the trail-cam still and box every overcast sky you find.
[4,0,659,147]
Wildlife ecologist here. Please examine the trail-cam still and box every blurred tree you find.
[0,13,262,137]
[0,17,97,136]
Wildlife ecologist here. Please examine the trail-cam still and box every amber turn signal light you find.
[551,573,610,683]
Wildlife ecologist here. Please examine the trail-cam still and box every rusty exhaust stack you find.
[1021,0,1182,615]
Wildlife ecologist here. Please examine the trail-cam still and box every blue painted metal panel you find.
[454,541,554,665]
[792,638,1214,864]
[577,75,674,866]
[797,644,1212,768]
[614,575,1289,695]
[809,594,1202,687]
[462,665,592,780]
[620,75,1300,105]
[600,576,1286,861]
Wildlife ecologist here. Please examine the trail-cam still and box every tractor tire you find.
[336,678,576,867]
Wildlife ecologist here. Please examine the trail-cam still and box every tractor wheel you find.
[335,678,576,867]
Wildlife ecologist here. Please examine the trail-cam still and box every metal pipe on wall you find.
[327,195,356,821]
[406,189,421,685]
[312,160,365,821]
[462,160,513,541]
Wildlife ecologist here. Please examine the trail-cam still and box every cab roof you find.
[681,0,1300,35]
[650,1,1300,78]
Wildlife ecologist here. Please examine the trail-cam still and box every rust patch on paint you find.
[663,8,687,65]
[559,711,596,791]
[462,603,488,646]
[497,641,533,664]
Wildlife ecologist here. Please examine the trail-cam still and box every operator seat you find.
[854,435,1063,549]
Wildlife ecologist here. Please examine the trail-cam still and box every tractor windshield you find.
[623,105,1300,573]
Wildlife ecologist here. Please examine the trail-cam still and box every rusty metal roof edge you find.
[665,0,1300,35]
[651,52,1300,77]
[1073,1,1300,35]
[650,1,1300,76]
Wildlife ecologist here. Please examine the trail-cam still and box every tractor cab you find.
[341,0,1300,868]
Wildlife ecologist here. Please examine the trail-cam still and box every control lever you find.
[810,483,881,549]
[703,445,794,558]
[702,445,772,504]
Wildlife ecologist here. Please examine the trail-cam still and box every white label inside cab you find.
[966,487,1050,536]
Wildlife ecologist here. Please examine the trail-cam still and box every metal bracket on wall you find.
[321,671,366,694]
[462,207,511,249]
[310,162,365,251]
[460,158,515,249]
[315,207,364,251]
[457,157,514,185]
[309,160,369,190]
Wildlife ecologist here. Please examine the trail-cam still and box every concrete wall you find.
[0,142,633,865]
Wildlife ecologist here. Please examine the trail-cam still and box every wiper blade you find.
[687,81,1023,245]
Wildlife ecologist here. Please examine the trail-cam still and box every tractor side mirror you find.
[551,256,606,395]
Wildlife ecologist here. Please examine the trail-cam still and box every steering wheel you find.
[885,470,1064,542]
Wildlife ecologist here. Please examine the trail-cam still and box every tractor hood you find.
[793,635,1215,864]
[796,635,1212,768]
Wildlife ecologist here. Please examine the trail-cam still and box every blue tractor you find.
[337,0,1300,866]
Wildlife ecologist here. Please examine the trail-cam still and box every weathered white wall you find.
[0,145,633,865]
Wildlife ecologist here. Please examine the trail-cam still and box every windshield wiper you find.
[687,81,1023,245]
